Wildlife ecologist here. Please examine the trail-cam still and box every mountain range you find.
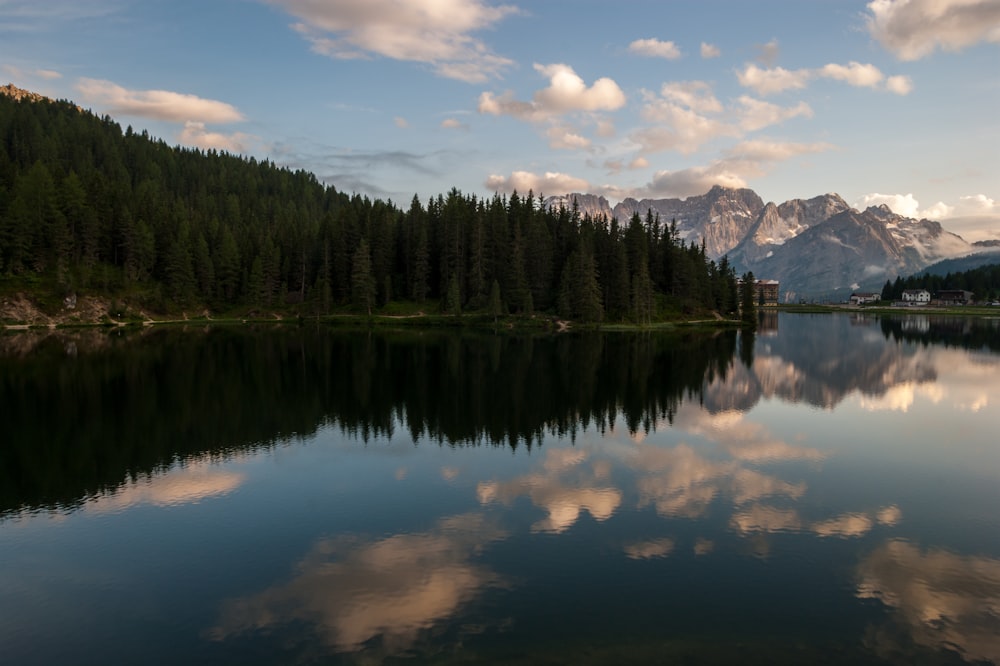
[545,186,1000,300]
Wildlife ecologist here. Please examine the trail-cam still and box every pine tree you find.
[351,238,376,316]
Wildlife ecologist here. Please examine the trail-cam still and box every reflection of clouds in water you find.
[84,461,244,514]
[693,538,714,555]
[441,466,460,480]
[731,504,901,539]
[477,449,622,533]
[629,443,806,519]
[671,402,825,463]
[210,512,507,655]
[857,540,1000,664]
[624,538,674,560]
[857,382,945,412]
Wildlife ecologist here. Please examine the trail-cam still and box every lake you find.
[2,313,999,665]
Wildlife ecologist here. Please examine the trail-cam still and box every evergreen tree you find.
[351,238,376,316]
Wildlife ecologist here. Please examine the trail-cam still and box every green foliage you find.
[0,94,740,320]
[884,264,1000,302]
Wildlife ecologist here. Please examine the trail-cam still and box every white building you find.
[901,289,931,305]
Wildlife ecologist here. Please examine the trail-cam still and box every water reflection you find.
[858,540,1000,664]
[211,512,509,655]
[2,315,999,664]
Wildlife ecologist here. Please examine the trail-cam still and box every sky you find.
[2,0,999,241]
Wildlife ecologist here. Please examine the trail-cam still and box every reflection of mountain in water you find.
[703,314,1000,412]
[0,326,737,515]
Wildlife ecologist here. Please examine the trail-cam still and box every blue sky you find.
[2,0,999,241]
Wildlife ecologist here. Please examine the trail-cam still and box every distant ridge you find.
[0,83,48,103]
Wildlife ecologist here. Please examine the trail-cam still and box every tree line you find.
[880,265,1000,303]
[0,93,744,322]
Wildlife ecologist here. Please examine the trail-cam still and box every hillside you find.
[0,87,739,326]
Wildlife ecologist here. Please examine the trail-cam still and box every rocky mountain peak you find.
[0,83,47,103]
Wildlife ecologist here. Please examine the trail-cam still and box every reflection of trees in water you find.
[0,326,736,515]
[703,314,951,413]
[880,315,1000,352]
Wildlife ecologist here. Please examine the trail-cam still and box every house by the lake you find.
[755,279,780,306]
[935,289,974,305]
[850,292,880,305]
[901,289,931,305]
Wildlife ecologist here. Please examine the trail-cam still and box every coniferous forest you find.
[0,93,742,323]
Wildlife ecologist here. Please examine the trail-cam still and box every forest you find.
[880,265,1000,303]
[0,92,744,323]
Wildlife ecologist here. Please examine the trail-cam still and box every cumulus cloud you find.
[532,63,627,113]
[75,78,245,123]
[865,0,1000,61]
[736,63,811,95]
[440,117,467,130]
[885,74,914,95]
[485,170,591,195]
[735,96,813,131]
[725,139,834,162]
[178,122,254,154]
[631,82,738,155]
[819,61,884,88]
[659,81,723,114]
[629,38,682,59]
[546,125,591,150]
[644,164,749,198]
[739,61,908,95]
[478,63,626,123]
[701,42,721,58]
[269,0,519,82]
[854,192,956,219]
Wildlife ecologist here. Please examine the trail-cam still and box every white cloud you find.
[440,117,467,130]
[629,156,649,169]
[885,74,914,95]
[5,65,64,81]
[739,61,908,96]
[269,0,519,82]
[819,61,884,88]
[178,122,254,153]
[725,139,834,163]
[736,63,811,95]
[629,38,682,59]
[855,192,922,216]
[546,125,591,150]
[594,117,616,138]
[644,164,749,198]
[485,170,591,195]
[854,192,971,220]
[735,96,813,131]
[958,193,1000,214]
[866,0,1000,61]
[633,85,737,155]
[532,63,627,113]
[478,63,626,122]
[394,116,409,128]
[75,78,245,123]
[701,42,721,58]
[659,81,722,114]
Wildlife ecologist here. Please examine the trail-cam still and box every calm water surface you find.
[1,313,999,665]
